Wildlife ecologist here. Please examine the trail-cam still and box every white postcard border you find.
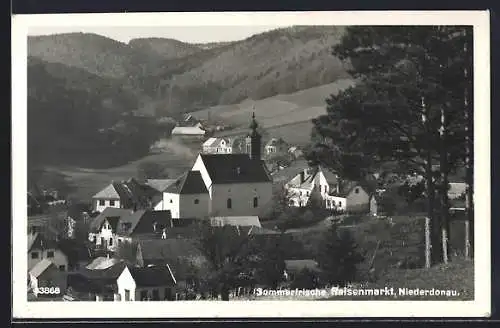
[12,10,491,318]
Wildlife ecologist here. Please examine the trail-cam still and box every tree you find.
[137,161,169,180]
[290,268,321,289]
[317,223,364,286]
[194,223,254,301]
[308,26,472,267]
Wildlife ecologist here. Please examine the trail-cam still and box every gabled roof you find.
[29,259,55,278]
[90,208,133,232]
[172,126,205,135]
[80,261,126,281]
[86,257,121,270]
[92,184,120,199]
[129,265,176,287]
[104,217,121,232]
[210,216,262,228]
[164,171,208,194]
[145,179,177,192]
[119,210,172,236]
[92,178,161,209]
[199,154,271,184]
[137,239,204,264]
[27,232,58,252]
[202,137,218,148]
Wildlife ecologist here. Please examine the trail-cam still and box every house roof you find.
[119,210,172,236]
[29,259,55,278]
[284,259,321,273]
[104,217,121,232]
[92,178,161,208]
[172,126,205,135]
[137,239,204,264]
[202,137,218,147]
[145,179,177,192]
[90,208,133,232]
[80,261,127,280]
[210,216,262,228]
[27,232,58,252]
[86,257,121,270]
[199,154,271,184]
[129,265,177,287]
[287,166,337,190]
[164,171,208,195]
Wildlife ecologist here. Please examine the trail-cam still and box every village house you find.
[160,171,209,219]
[66,260,127,301]
[202,137,233,154]
[28,232,69,272]
[28,259,67,298]
[285,166,375,213]
[91,178,162,213]
[88,208,172,251]
[264,138,288,156]
[190,113,273,218]
[134,238,206,269]
[116,265,177,301]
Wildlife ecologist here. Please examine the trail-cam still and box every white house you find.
[285,166,374,213]
[264,138,288,156]
[117,265,177,301]
[91,178,161,213]
[285,166,345,210]
[202,137,233,154]
[88,208,172,250]
[160,171,209,219]
[28,232,69,272]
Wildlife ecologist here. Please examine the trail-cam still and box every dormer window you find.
[355,188,360,194]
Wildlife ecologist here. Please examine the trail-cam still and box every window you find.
[101,237,105,246]
[140,290,148,301]
[324,186,327,193]
[47,251,54,258]
[99,200,105,206]
[109,238,113,246]
[92,236,97,243]
[227,198,232,209]
[59,265,65,271]
[110,200,115,206]
[118,239,122,245]
[355,188,359,194]
[194,199,199,204]
[253,197,258,208]
[31,252,39,259]
[152,289,159,301]
[170,199,173,203]
[124,289,130,301]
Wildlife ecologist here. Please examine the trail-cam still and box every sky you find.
[28,25,283,44]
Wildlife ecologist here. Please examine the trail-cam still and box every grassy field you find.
[191,79,354,146]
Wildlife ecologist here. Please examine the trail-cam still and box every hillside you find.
[28,26,350,117]
[28,32,166,79]
[147,26,350,114]
[27,57,160,169]
[192,78,356,146]
[128,38,204,60]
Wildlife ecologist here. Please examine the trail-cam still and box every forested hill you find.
[28,26,350,116]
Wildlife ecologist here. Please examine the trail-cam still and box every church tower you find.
[245,112,262,160]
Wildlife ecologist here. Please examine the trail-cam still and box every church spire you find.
[245,111,262,160]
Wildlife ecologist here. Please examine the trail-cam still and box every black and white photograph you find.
[12,11,490,318]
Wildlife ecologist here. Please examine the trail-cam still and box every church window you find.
[227,198,232,209]
[194,199,199,204]
[253,197,258,208]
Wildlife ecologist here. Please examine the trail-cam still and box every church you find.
[161,113,273,219]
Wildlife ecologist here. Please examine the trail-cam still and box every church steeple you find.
[245,111,262,160]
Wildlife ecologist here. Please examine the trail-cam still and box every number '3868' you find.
[36,287,61,294]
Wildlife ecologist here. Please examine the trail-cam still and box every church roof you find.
[164,171,208,194]
[199,154,271,184]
